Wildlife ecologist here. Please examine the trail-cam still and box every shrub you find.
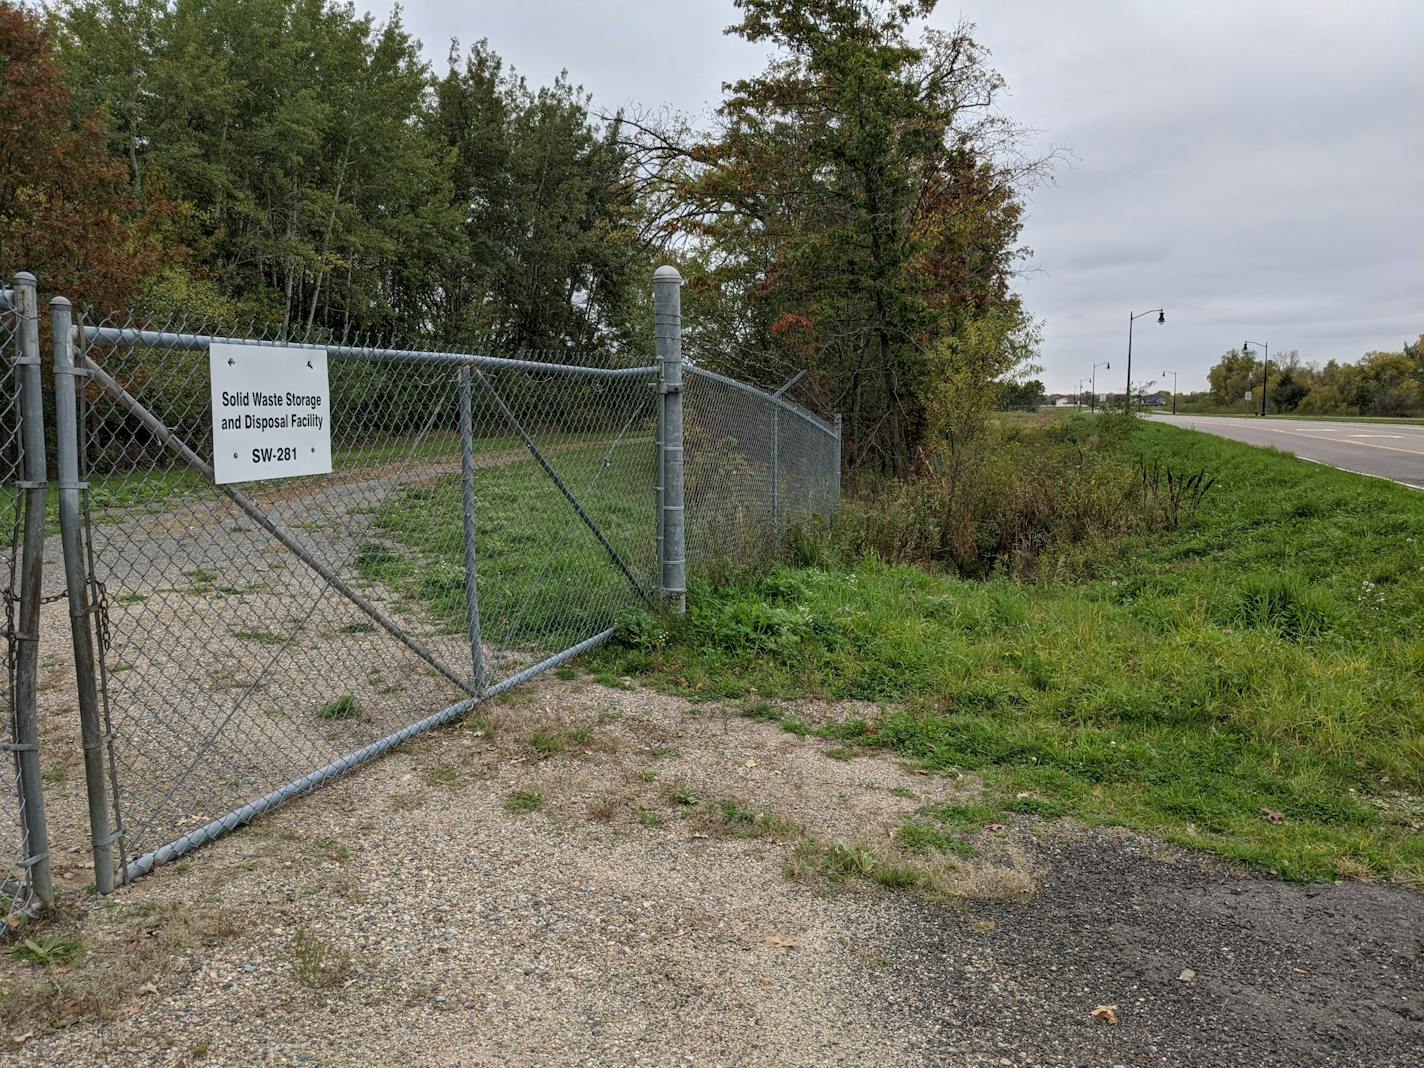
[826,414,1189,578]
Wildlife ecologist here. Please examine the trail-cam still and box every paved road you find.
[1149,414,1424,489]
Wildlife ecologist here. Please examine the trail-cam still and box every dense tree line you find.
[1,0,1042,470]
[1198,337,1424,416]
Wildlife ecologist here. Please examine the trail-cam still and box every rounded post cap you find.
[653,265,682,284]
[12,271,36,285]
[48,296,72,308]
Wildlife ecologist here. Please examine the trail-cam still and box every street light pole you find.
[1242,339,1269,417]
[1091,361,1110,413]
[1162,369,1178,414]
[1127,308,1166,412]
[1078,378,1089,409]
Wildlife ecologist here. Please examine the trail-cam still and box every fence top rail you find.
[80,325,658,381]
[686,363,838,437]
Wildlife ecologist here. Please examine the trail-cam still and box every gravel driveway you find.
[3,676,1420,1067]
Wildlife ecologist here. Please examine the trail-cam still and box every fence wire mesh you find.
[70,312,660,880]
[33,287,839,889]
[1,284,40,919]
[683,365,840,574]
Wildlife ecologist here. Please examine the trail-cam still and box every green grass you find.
[11,935,84,967]
[313,694,360,721]
[504,788,544,813]
[588,421,1424,883]
[353,443,652,650]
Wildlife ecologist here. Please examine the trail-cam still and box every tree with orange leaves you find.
[0,2,163,308]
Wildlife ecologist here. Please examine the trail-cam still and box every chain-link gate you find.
[31,265,839,893]
[1,274,53,919]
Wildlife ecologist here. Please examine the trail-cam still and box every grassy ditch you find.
[589,419,1424,883]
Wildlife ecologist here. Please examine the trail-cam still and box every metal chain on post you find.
[10,273,52,908]
[76,314,127,879]
[653,266,685,613]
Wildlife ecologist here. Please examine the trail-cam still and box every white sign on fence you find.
[209,343,332,485]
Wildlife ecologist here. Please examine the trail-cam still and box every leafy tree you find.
[428,42,648,357]
[0,1,164,307]
[1271,369,1309,412]
[59,0,461,333]
[673,0,1045,474]
[997,378,1045,410]
[1207,348,1260,406]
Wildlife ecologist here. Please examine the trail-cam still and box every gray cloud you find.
[397,0,1423,393]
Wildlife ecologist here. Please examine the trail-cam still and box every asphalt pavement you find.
[1149,413,1424,489]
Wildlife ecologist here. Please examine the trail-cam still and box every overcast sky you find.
[396,0,1423,394]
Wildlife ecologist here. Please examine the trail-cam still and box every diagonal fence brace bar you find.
[472,368,647,600]
[123,624,618,882]
[79,354,477,700]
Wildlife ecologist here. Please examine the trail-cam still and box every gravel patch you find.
[4,676,1420,1067]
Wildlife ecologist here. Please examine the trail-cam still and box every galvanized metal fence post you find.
[653,265,685,613]
[51,297,115,893]
[654,375,663,585]
[457,364,485,689]
[11,273,52,908]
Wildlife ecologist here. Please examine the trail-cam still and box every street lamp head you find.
[1156,311,1165,325]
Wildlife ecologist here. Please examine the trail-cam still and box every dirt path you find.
[3,677,1419,1067]
[17,431,650,875]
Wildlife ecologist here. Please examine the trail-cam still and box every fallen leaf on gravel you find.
[1261,807,1285,824]
[1178,969,1196,983]
[138,981,158,995]
[914,769,928,776]
[744,759,757,768]
[1091,1005,1119,1025]
[763,934,798,950]
[986,823,1006,832]
[758,975,772,987]
[1293,966,1311,975]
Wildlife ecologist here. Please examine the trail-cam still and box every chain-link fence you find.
[0,266,837,897]
[683,366,840,574]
